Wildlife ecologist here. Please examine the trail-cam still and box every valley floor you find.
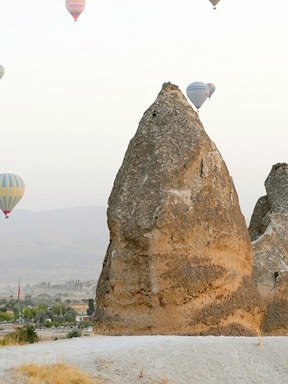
[0,335,287,383]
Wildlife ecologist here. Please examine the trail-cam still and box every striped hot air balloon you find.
[186,82,210,111]
[0,173,25,219]
[65,0,86,22]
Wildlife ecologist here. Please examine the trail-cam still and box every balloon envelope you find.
[186,82,210,110]
[207,83,216,98]
[209,0,220,8]
[0,173,25,218]
[0,65,4,80]
[65,0,86,21]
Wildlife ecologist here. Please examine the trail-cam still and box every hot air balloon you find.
[207,83,216,99]
[65,0,86,22]
[209,0,220,9]
[186,82,210,111]
[0,173,25,219]
[0,65,4,80]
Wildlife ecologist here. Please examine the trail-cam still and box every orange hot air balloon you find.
[65,0,86,22]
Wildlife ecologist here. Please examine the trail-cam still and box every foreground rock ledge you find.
[94,82,264,336]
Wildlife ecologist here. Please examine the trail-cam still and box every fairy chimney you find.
[94,82,264,336]
[249,163,288,334]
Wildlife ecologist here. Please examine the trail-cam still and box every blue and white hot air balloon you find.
[186,82,210,111]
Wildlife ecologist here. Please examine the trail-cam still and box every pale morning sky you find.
[0,0,287,221]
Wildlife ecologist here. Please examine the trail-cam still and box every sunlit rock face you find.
[249,163,288,335]
[93,82,264,336]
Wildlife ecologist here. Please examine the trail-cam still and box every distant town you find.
[0,280,96,340]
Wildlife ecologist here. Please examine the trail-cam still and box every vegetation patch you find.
[0,324,39,346]
[18,363,107,384]
[67,328,82,338]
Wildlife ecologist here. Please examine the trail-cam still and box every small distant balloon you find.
[0,173,25,219]
[186,82,210,111]
[65,0,86,22]
[0,65,4,80]
[207,83,216,99]
[209,0,221,9]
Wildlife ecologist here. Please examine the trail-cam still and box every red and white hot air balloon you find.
[65,0,86,22]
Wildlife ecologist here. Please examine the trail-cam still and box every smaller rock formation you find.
[249,163,288,334]
[93,82,264,336]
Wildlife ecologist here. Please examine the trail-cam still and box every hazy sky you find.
[0,0,287,220]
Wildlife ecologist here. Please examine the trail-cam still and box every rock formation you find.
[249,163,288,334]
[94,82,264,336]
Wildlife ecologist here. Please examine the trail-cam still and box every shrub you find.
[66,328,81,339]
[78,320,92,329]
[2,324,39,345]
[44,320,53,328]
[0,311,13,322]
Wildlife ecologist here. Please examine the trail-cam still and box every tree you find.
[22,307,37,321]
[87,299,95,316]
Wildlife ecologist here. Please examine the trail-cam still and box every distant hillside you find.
[0,206,108,285]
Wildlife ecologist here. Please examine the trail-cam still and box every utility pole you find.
[17,278,21,320]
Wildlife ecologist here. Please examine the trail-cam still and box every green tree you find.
[22,307,37,321]
[87,299,95,316]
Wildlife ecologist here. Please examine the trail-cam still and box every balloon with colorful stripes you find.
[65,0,86,22]
[0,173,25,219]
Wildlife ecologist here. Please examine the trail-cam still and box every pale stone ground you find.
[1,336,288,383]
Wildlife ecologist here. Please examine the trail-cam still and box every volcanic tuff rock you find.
[249,163,288,335]
[94,82,264,336]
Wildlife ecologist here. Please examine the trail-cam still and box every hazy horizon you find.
[0,206,109,286]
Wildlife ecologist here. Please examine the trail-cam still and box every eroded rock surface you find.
[249,163,288,334]
[94,82,264,336]
[262,272,288,335]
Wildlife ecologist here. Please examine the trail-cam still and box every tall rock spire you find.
[94,82,264,335]
[249,163,288,335]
